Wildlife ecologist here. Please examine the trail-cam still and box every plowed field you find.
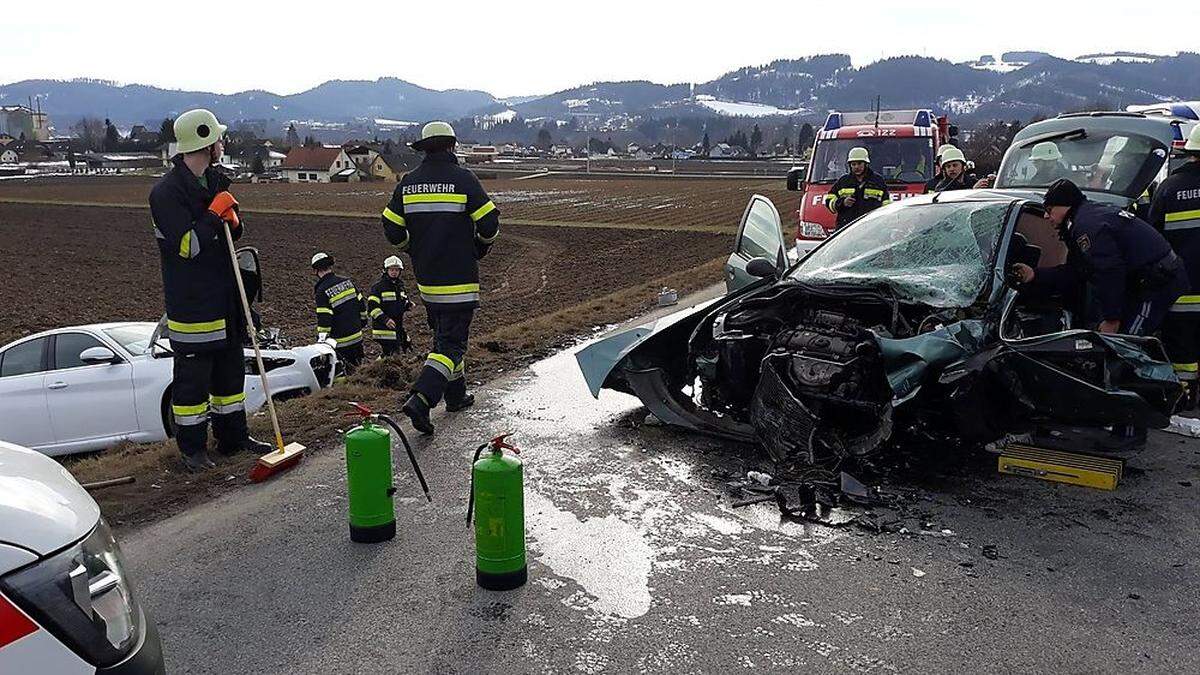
[0,174,794,231]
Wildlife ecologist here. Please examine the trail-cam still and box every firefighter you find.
[1029,141,1067,184]
[149,109,271,471]
[368,255,415,356]
[312,252,368,376]
[824,147,890,229]
[381,121,500,434]
[925,144,954,191]
[1149,125,1200,408]
[924,146,975,193]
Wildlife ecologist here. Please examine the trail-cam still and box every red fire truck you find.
[787,109,956,256]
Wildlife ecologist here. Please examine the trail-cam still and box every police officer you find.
[381,121,500,434]
[1012,179,1187,446]
[149,109,271,471]
[824,147,890,229]
[368,255,415,356]
[924,146,975,193]
[1011,179,1187,336]
[312,252,368,375]
[1149,125,1200,406]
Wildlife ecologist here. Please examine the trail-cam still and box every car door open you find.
[725,195,786,294]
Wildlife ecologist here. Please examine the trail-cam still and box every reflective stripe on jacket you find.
[314,273,367,346]
[368,274,414,340]
[824,169,890,229]
[380,150,500,310]
[149,156,244,353]
[1148,161,1200,303]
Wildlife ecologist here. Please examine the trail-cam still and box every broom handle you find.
[222,220,286,453]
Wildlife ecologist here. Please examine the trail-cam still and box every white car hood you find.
[0,440,99,556]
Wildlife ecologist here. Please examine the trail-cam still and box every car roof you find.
[1011,112,1181,148]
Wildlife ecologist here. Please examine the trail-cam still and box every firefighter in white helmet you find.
[824,146,890,229]
[312,252,368,377]
[149,108,271,471]
[368,255,416,356]
[925,146,975,193]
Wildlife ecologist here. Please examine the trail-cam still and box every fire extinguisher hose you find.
[377,414,433,502]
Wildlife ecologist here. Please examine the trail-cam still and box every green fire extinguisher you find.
[344,402,431,543]
[466,434,527,590]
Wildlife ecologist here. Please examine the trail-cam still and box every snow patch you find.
[373,118,417,127]
[694,94,804,117]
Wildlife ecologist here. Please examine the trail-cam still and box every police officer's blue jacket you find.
[149,156,243,354]
[380,150,500,311]
[1031,201,1176,321]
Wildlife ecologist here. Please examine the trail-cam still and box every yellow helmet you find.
[173,109,227,154]
[936,144,958,160]
[847,147,870,164]
[940,146,966,167]
[1030,141,1062,162]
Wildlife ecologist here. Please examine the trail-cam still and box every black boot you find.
[180,450,216,472]
[217,435,272,457]
[403,394,435,435]
[445,393,476,412]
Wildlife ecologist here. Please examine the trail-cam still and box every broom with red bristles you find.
[219,215,305,481]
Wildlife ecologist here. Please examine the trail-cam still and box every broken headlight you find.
[310,353,334,387]
[245,356,295,375]
[798,220,828,239]
[0,519,143,666]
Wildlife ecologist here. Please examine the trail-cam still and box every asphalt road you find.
[122,292,1200,674]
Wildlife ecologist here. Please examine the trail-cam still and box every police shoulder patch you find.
[1076,234,1091,252]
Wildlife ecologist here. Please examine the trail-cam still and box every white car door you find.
[44,332,138,448]
[0,337,53,448]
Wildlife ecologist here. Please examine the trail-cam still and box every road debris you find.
[1164,415,1200,438]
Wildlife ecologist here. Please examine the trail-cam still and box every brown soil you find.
[0,200,732,528]
[0,174,795,232]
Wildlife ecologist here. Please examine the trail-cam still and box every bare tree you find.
[71,117,106,152]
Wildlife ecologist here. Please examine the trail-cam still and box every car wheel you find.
[161,388,176,438]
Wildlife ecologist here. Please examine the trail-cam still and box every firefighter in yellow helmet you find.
[823,146,890,229]
[149,109,271,471]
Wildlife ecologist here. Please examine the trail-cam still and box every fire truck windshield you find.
[809,137,935,184]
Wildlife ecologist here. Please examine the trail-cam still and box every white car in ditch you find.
[0,321,337,456]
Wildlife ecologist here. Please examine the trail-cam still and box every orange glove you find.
[208,191,240,228]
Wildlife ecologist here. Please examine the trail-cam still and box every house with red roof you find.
[281,145,356,183]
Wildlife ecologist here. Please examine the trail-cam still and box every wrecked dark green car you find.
[577,190,1183,463]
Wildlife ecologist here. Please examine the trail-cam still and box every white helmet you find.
[1030,142,1062,162]
[847,146,870,164]
[1180,124,1200,155]
[383,255,404,270]
[936,144,958,161]
[940,146,966,167]
[311,252,332,269]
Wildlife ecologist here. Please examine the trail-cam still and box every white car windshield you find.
[790,201,1009,307]
[102,325,155,356]
[997,131,1167,198]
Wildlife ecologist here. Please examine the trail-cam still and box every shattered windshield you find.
[997,131,1167,198]
[790,201,1009,307]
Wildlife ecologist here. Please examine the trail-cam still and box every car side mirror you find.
[786,167,806,192]
[746,257,779,279]
[79,346,119,365]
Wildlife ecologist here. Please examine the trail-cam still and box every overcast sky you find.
[5,1,1186,98]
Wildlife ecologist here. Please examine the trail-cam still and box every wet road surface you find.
[122,294,1200,674]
